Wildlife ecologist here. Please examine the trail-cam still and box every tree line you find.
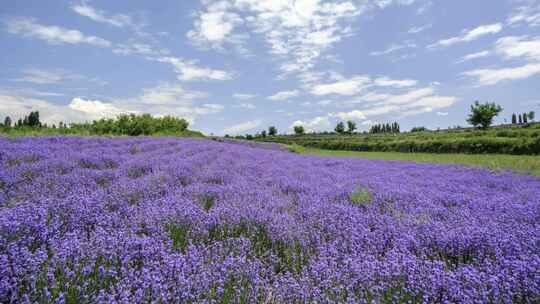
[1,112,192,136]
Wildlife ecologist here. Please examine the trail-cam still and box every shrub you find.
[349,186,373,205]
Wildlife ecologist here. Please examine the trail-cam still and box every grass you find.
[299,147,540,177]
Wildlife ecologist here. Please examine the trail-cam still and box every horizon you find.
[1,0,540,135]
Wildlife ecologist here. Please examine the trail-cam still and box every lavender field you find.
[1,136,539,303]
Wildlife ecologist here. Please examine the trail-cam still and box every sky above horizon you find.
[1,0,539,135]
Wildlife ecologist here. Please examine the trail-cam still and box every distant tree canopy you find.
[529,111,536,122]
[268,126,277,136]
[12,111,41,128]
[467,101,503,129]
[410,126,427,133]
[370,122,400,134]
[334,122,345,134]
[346,121,357,134]
[2,111,192,136]
[3,116,12,128]
[73,114,190,136]
[293,125,305,135]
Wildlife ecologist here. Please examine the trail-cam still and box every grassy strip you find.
[297,147,540,177]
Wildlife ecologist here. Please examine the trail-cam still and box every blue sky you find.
[1,0,539,135]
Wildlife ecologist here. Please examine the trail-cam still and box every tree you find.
[261,130,267,138]
[519,114,523,124]
[293,125,305,135]
[346,120,356,134]
[335,122,345,134]
[512,113,517,124]
[528,111,536,122]
[466,101,503,129]
[523,113,528,124]
[268,126,277,136]
[4,116,12,128]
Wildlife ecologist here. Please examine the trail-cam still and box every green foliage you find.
[1,112,201,137]
[349,186,373,205]
[523,112,528,124]
[346,120,357,134]
[467,101,503,129]
[75,113,190,136]
[256,124,540,155]
[268,126,277,136]
[287,144,306,154]
[410,126,427,133]
[335,122,345,134]
[293,125,305,135]
[167,223,191,252]
[4,116,12,128]
[370,122,400,134]
[528,111,536,122]
[512,113,517,124]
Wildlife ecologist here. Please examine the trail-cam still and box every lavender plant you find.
[0,136,539,303]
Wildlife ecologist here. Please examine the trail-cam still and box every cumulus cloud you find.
[330,110,366,121]
[268,90,300,101]
[223,120,261,134]
[69,97,131,120]
[5,17,111,47]
[290,116,331,133]
[428,23,503,48]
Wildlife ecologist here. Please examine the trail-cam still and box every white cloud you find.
[428,23,503,48]
[462,36,540,86]
[507,2,540,27]
[71,3,133,28]
[13,68,68,84]
[494,36,540,61]
[456,50,491,63]
[268,90,300,101]
[408,24,432,34]
[330,110,366,121]
[69,97,131,120]
[463,63,540,86]
[374,77,417,87]
[187,1,245,50]
[5,17,111,47]
[370,41,416,56]
[155,56,233,81]
[223,120,261,134]
[290,116,331,133]
[310,76,370,96]
[188,0,417,79]
[113,43,170,56]
[235,102,256,109]
[12,68,106,85]
[137,83,207,105]
[233,93,257,99]
[437,111,449,116]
